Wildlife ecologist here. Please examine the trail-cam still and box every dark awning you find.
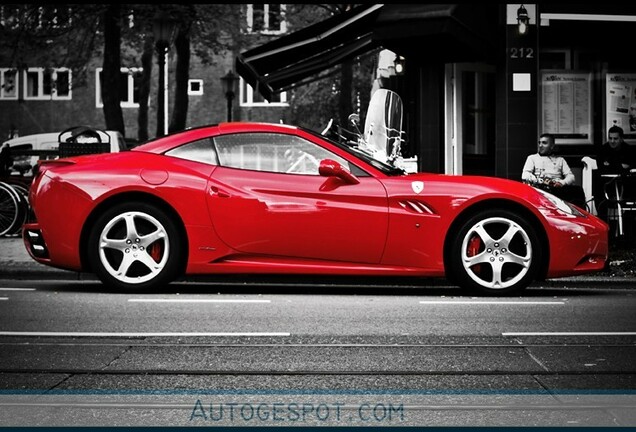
[236,4,497,100]
[374,4,498,63]
[236,4,383,101]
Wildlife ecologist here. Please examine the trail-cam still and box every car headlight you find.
[534,187,586,217]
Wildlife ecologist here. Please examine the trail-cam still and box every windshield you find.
[301,127,406,176]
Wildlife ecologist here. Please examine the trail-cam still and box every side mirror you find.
[318,159,359,185]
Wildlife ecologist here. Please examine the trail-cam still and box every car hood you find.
[396,172,533,196]
[383,172,566,214]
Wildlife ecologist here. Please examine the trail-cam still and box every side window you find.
[213,132,350,175]
[23,67,71,100]
[0,68,18,100]
[239,77,288,107]
[247,4,286,34]
[96,67,143,108]
[165,138,219,165]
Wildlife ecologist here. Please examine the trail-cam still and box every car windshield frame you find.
[300,127,406,176]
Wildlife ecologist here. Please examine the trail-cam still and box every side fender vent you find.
[398,200,436,215]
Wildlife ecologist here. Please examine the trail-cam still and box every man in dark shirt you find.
[594,125,636,229]
[597,125,633,174]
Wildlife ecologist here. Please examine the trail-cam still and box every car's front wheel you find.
[87,202,182,291]
[448,209,542,295]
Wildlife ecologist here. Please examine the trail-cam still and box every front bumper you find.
[544,213,609,278]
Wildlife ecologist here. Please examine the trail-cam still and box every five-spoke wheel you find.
[87,203,182,291]
[449,209,541,295]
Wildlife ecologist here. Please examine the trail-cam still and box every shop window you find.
[247,4,287,34]
[239,78,288,107]
[23,67,71,100]
[96,67,142,108]
[0,69,18,100]
[573,51,597,70]
[540,49,571,70]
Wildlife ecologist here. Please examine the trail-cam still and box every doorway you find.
[444,63,496,175]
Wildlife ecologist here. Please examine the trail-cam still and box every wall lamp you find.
[394,56,405,75]
[220,70,239,122]
[517,4,530,35]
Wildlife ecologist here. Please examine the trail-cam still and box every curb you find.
[0,265,97,281]
[1,266,635,288]
[2,238,635,288]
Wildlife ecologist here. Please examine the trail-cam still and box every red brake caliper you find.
[467,235,482,274]
[148,242,163,262]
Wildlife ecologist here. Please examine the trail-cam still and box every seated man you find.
[597,125,633,175]
[521,133,586,208]
[593,125,636,221]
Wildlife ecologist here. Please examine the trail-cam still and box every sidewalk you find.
[1,236,635,287]
[0,235,95,281]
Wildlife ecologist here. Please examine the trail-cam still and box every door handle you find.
[210,186,230,198]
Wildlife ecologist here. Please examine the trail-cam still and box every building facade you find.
[3,3,636,190]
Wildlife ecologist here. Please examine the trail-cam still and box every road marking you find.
[0,288,35,291]
[503,332,636,336]
[0,332,290,337]
[128,299,271,303]
[0,298,7,301]
[420,301,564,305]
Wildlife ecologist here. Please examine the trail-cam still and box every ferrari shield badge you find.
[411,181,424,194]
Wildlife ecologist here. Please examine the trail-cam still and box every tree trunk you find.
[169,26,191,133]
[102,4,125,137]
[137,36,154,143]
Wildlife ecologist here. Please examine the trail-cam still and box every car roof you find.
[132,122,302,154]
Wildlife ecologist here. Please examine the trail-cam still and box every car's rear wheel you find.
[87,202,182,291]
[448,209,541,295]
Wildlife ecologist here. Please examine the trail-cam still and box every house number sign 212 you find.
[510,47,534,59]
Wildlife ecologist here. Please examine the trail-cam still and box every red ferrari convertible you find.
[23,122,608,295]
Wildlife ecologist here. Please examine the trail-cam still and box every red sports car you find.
[23,122,608,295]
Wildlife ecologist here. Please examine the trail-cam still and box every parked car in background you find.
[1,127,126,176]
[23,122,609,295]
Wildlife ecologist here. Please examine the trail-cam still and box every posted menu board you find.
[540,71,592,144]
[606,73,636,143]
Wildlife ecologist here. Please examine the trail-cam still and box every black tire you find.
[87,202,182,291]
[448,209,542,295]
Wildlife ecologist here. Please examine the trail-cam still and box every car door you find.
[206,132,389,264]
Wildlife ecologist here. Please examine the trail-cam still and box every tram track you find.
[1,337,636,376]
[2,339,635,426]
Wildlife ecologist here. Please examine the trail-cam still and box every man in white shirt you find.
[522,133,585,208]
[522,133,575,186]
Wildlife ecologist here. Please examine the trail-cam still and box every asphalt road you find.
[1,279,635,427]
